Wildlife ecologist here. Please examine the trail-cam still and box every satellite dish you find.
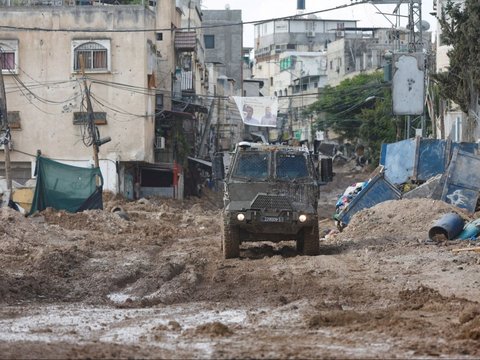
[417,20,430,31]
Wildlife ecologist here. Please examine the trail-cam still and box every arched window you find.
[74,41,108,71]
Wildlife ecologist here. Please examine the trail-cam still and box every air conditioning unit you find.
[336,31,344,37]
[306,31,315,37]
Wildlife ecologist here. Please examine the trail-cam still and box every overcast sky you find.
[200,0,436,47]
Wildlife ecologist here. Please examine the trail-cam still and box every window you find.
[280,56,294,71]
[72,39,110,72]
[0,40,19,74]
[233,152,269,180]
[73,112,107,125]
[276,154,308,180]
[204,35,215,49]
[155,94,164,109]
[148,73,156,89]
[7,111,21,129]
[156,32,163,41]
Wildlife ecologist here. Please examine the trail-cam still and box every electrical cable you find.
[12,147,118,166]
[0,2,361,33]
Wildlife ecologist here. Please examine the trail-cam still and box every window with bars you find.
[0,40,18,74]
[73,40,109,72]
[0,52,14,71]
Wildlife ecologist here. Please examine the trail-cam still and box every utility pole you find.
[78,55,110,173]
[79,55,100,169]
[0,57,12,193]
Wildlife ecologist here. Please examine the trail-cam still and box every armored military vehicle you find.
[221,142,332,259]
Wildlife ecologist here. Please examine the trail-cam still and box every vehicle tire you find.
[222,216,240,259]
[301,223,319,256]
[296,237,304,253]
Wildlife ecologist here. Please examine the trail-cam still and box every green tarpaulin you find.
[29,156,103,215]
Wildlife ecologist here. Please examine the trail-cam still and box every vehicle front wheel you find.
[222,217,240,259]
[298,224,319,256]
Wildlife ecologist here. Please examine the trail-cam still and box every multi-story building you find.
[0,0,210,200]
[252,15,357,147]
[254,15,357,85]
[200,7,245,153]
[202,7,243,95]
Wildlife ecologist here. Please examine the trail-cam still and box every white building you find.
[0,0,211,199]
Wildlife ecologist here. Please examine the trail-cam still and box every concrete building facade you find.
[0,1,212,200]
[202,8,243,96]
[252,16,357,148]
[0,6,157,194]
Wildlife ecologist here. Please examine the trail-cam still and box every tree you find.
[305,71,396,162]
[433,0,480,141]
[306,72,388,140]
[358,92,397,165]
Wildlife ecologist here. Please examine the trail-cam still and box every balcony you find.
[175,31,196,52]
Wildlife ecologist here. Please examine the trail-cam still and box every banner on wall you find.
[232,96,278,128]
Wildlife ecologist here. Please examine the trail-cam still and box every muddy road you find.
[1,168,480,359]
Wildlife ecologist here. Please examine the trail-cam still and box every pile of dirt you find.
[336,198,471,244]
[0,196,222,305]
[2,178,480,358]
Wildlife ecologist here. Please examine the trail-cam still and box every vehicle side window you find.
[233,152,269,180]
[276,154,309,179]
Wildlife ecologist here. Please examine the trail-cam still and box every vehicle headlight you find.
[237,213,245,221]
[298,214,307,223]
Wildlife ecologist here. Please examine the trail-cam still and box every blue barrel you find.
[457,218,480,240]
[429,212,465,240]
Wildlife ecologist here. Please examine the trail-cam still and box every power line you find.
[0,2,361,33]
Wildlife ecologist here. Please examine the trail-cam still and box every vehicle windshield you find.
[276,153,309,180]
[233,152,269,180]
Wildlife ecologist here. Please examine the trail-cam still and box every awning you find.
[188,157,212,167]
[157,110,196,120]
[173,99,209,114]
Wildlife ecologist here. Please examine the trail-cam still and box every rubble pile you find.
[338,198,471,243]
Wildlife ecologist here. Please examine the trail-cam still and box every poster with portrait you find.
[232,96,278,127]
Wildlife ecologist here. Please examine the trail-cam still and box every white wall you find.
[30,156,119,193]
[0,7,156,167]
